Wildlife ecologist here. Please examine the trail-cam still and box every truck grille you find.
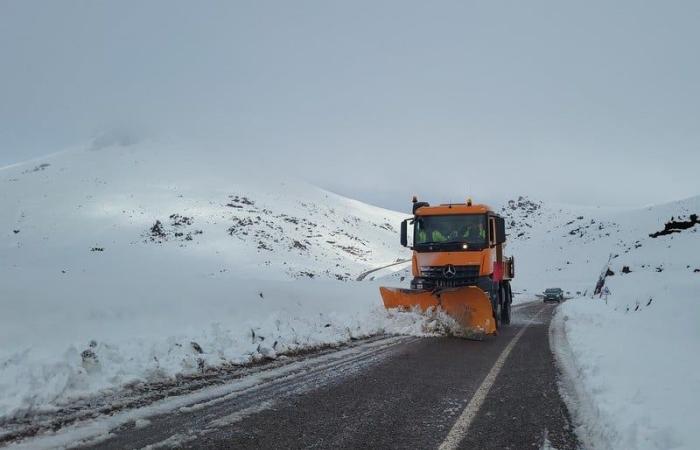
[420,265,480,280]
[434,279,468,288]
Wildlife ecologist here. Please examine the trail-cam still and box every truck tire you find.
[501,282,512,325]
[493,286,503,330]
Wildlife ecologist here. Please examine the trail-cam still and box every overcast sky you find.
[1,1,699,211]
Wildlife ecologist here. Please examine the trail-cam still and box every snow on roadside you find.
[552,205,700,450]
[0,276,451,421]
[0,141,416,421]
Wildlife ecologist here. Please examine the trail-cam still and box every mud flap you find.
[380,286,497,337]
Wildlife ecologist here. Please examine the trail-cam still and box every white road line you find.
[438,306,547,450]
[356,259,411,281]
[207,400,277,428]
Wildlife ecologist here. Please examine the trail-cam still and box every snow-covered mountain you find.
[1,141,698,449]
[1,142,407,283]
[496,194,696,294]
[498,194,700,450]
[0,141,416,422]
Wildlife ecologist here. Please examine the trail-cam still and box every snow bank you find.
[498,194,700,449]
[0,277,444,420]
[0,141,421,420]
[553,200,700,450]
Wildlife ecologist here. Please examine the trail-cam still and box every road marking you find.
[438,306,547,450]
[356,259,410,281]
[207,400,277,428]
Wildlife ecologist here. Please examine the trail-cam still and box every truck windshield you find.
[414,214,488,247]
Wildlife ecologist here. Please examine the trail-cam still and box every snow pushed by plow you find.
[0,280,456,423]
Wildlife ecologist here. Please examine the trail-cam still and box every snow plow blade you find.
[380,286,496,337]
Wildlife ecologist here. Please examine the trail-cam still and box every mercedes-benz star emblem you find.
[443,264,456,278]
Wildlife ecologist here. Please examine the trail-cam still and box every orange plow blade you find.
[380,286,496,337]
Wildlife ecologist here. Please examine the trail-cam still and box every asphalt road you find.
[71,300,578,450]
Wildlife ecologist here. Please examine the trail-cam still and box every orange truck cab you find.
[381,197,515,335]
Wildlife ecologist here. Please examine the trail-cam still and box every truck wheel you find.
[501,283,512,325]
[493,286,503,330]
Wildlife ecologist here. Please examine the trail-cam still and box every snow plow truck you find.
[380,197,515,338]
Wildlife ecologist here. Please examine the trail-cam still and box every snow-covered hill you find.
[0,141,419,421]
[449,194,699,449]
[551,200,700,450]
[499,194,700,450]
[1,142,407,283]
[2,142,698,449]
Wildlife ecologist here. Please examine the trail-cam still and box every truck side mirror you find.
[400,219,408,247]
[495,216,506,244]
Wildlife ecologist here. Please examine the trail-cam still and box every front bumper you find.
[410,275,495,296]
